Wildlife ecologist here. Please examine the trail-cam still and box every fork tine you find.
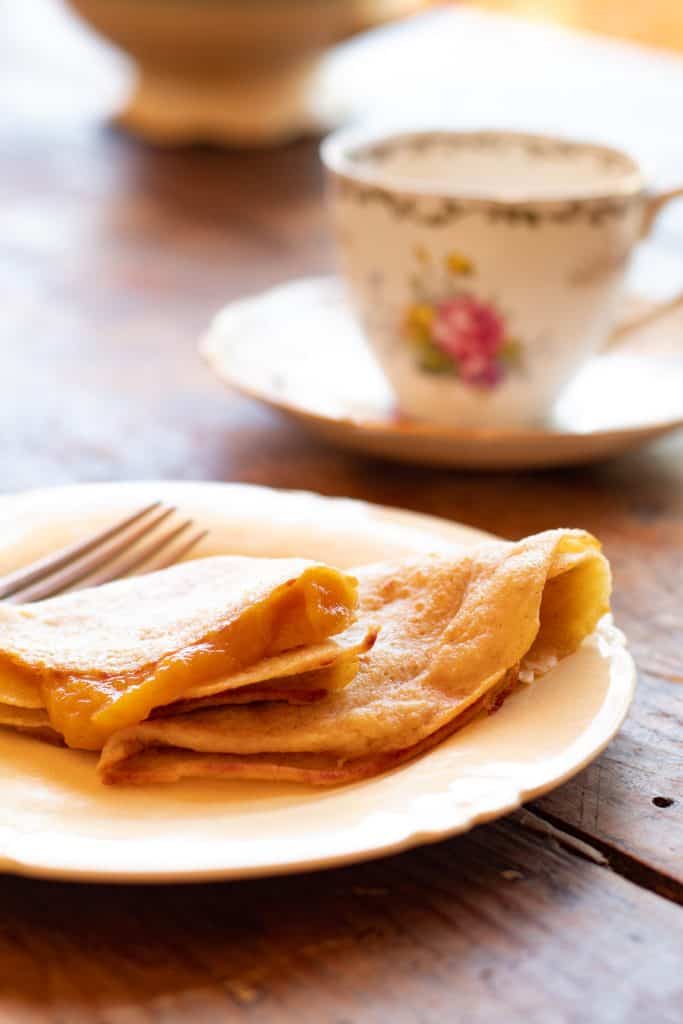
[142,528,209,573]
[93,525,208,584]
[0,502,162,600]
[5,505,176,604]
[72,519,197,590]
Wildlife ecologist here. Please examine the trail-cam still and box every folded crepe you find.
[0,556,360,750]
[99,528,611,785]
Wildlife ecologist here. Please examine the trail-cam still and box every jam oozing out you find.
[38,566,357,750]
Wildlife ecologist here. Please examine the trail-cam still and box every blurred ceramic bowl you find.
[66,0,423,145]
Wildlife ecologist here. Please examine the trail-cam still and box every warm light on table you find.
[1,3,681,1022]
[471,0,683,51]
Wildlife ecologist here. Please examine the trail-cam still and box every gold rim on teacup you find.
[321,128,683,429]
[322,128,647,206]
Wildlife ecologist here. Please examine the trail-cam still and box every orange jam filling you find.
[40,566,357,750]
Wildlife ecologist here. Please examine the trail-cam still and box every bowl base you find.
[115,57,339,146]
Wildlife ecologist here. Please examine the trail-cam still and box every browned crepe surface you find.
[99,529,611,785]
[0,556,358,749]
[102,667,520,785]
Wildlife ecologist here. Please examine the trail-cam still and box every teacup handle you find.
[606,186,683,348]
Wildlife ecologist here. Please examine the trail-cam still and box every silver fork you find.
[0,503,208,604]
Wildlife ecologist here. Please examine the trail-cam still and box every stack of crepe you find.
[0,529,611,786]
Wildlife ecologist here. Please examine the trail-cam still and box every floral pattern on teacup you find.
[402,250,524,389]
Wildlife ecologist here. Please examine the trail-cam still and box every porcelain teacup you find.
[322,128,683,429]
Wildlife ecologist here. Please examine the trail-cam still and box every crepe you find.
[157,630,376,716]
[0,704,63,745]
[0,556,358,750]
[99,528,611,785]
[0,633,374,743]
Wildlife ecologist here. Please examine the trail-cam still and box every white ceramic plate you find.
[201,276,683,469]
[0,481,635,883]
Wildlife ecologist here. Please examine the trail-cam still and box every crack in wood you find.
[512,809,609,865]
[526,804,683,905]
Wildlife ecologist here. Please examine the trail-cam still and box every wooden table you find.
[1,5,682,1022]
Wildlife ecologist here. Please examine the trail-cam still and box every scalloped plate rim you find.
[0,481,636,883]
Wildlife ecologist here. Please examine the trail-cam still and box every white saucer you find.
[201,277,683,470]
[0,481,634,883]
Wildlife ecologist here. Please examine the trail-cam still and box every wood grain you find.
[1,817,682,1024]
[1,3,682,1021]
[535,671,683,902]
